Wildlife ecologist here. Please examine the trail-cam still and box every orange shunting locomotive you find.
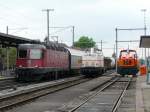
[117,49,139,76]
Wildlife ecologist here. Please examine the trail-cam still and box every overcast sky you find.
[0,0,150,57]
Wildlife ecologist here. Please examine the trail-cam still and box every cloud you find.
[0,0,149,57]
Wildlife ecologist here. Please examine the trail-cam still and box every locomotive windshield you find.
[30,49,42,59]
[120,50,137,58]
[18,50,27,58]
[18,49,42,59]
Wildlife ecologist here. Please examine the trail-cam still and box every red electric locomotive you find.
[16,43,69,81]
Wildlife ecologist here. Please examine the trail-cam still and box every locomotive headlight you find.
[19,65,22,67]
[34,65,38,68]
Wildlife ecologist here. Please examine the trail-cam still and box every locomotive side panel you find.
[71,55,82,69]
[16,44,70,81]
[81,48,105,77]
[43,49,69,69]
[65,47,84,74]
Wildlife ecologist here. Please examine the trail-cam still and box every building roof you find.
[140,36,150,48]
[0,32,40,47]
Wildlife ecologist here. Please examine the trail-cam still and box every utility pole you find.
[6,26,9,73]
[115,28,118,73]
[101,40,103,51]
[6,26,8,34]
[98,40,106,51]
[100,40,102,51]
[72,26,75,47]
[114,44,115,57]
[42,9,54,42]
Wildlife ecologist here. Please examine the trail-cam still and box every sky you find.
[0,0,150,57]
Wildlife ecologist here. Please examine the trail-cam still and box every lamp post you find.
[141,9,147,63]
[141,9,147,35]
[141,9,150,83]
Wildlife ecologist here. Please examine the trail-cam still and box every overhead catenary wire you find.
[49,26,73,35]
[49,26,75,46]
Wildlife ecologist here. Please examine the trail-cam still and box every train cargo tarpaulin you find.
[140,35,150,84]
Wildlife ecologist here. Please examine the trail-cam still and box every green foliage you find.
[0,47,17,69]
[9,48,17,67]
[74,36,96,49]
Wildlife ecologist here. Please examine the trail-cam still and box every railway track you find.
[0,75,89,110]
[0,70,115,91]
[0,72,116,111]
[0,75,86,91]
[0,78,67,91]
[112,78,131,112]
[0,77,44,91]
[0,78,17,90]
[58,76,134,112]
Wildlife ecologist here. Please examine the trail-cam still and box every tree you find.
[9,48,17,68]
[74,36,96,49]
[0,47,17,69]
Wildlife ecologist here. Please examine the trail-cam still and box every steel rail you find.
[0,70,115,91]
[112,77,132,112]
[0,72,116,111]
[68,76,120,112]
[0,71,113,91]
[0,77,17,90]
[0,76,88,110]
[0,77,15,81]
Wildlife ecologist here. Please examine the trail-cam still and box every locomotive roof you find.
[43,42,67,52]
[18,44,46,49]
[121,49,136,52]
[83,48,102,52]
[65,47,85,56]
[18,42,68,52]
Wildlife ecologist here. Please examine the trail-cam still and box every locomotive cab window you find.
[30,49,42,59]
[120,50,137,57]
[18,50,27,58]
